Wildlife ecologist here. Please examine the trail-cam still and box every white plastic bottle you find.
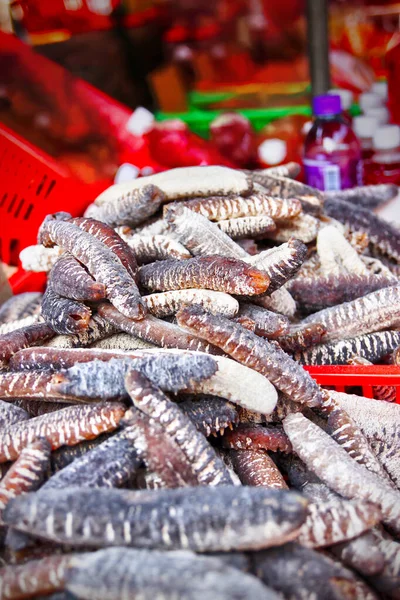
[353,115,379,161]
[371,81,388,103]
[364,106,390,126]
[359,92,383,113]
[365,124,400,185]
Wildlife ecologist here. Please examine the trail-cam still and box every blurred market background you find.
[1,0,400,294]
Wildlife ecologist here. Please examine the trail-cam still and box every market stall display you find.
[0,163,399,598]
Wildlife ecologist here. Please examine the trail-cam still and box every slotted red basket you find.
[0,123,106,269]
[305,365,400,404]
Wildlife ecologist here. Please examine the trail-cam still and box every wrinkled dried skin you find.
[248,172,323,201]
[0,439,51,514]
[139,255,270,296]
[4,485,308,551]
[144,289,239,319]
[70,217,138,279]
[265,213,320,244]
[325,183,398,210]
[298,497,382,549]
[263,393,304,424]
[43,425,143,491]
[179,396,238,437]
[254,543,378,600]
[217,216,276,239]
[122,409,200,489]
[19,245,64,273]
[295,330,400,365]
[44,314,117,349]
[303,284,400,342]
[10,347,217,389]
[93,166,253,206]
[288,272,396,313]
[368,533,400,599]
[245,162,301,179]
[0,554,77,600]
[117,231,191,264]
[222,424,292,453]
[0,322,55,367]
[394,345,400,366]
[278,323,326,353]
[48,253,106,302]
[0,293,42,324]
[321,392,394,484]
[324,196,400,263]
[248,239,307,293]
[97,303,223,354]
[90,332,156,350]
[38,217,145,320]
[361,255,396,279]
[237,303,290,338]
[10,399,68,418]
[0,400,29,428]
[50,353,218,400]
[317,225,369,277]
[232,314,257,333]
[252,286,297,318]
[283,413,400,536]
[230,449,288,489]
[132,217,170,237]
[177,305,323,407]
[86,184,165,227]
[180,193,302,222]
[48,436,112,477]
[373,386,397,403]
[41,286,91,335]
[0,402,126,462]
[65,547,278,600]
[186,353,278,415]
[331,530,386,577]
[331,391,400,490]
[165,204,249,259]
[233,238,259,255]
[126,369,233,486]
[0,371,93,403]
[0,314,44,336]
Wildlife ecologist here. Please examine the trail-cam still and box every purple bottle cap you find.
[313,94,342,116]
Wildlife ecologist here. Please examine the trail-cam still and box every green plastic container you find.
[156,106,313,139]
[156,103,362,139]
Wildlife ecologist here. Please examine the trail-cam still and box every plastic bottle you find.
[371,81,388,103]
[353,115,379,161]
[364,106,390,126]
[304,94,362,191]
[359,92,383,113]
[365,124,400,186]
[210,112,256,168]
[328,88,353,123]
[256,114,309,176]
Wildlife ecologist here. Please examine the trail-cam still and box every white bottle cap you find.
[114,163,140,184]
[364,106,390,125]
[328,88,353,111]
[125,107,155,136]
[373,125,400,151]
[359,92,383,112]
[258,138,287,166]
[371,81,388,100]
[353,115,379,139]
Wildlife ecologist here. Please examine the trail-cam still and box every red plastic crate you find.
[305,365,400,404]
[0,123,106,267]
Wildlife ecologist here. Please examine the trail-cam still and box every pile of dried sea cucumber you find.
[0,163,399,599]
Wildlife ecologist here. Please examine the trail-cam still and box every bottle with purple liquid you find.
[304,94,362,191]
